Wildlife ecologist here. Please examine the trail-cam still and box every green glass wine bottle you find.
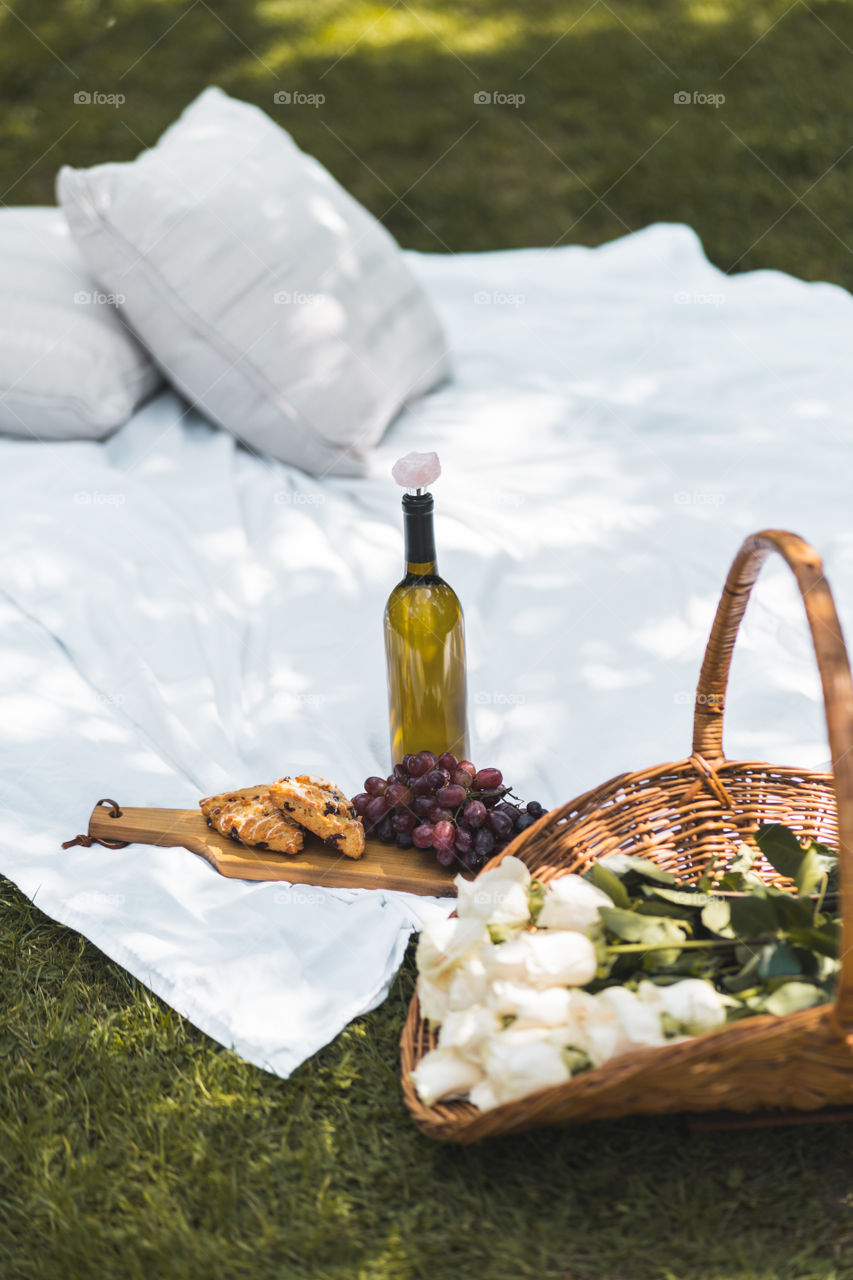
[385,458,468,766]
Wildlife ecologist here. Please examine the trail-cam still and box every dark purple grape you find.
[364,795,390,826]
[393,763,409,783]
[434,844,455,867]
[391,809,417,833]
[412,776,434,798]
[437,752,458,773]
[462,800,487,829]
[412,823,435,850]
[395,832,413,850]
[475,767,503,791]
[417,750,438,772]
[385,783,412,808]
[473,828,496,858]
[412,796,434,819]
[364,776,388,797]
[487,810,513,840]
[526,801,545,818]
[425,769,450,793]
[495,801,520,819]
[429,805,453,825]
[376,816,395,843]
[407,754,430,778]
[454,828,473,855]
[515,813,535,833]
[351,792,371,816]
[452,769,474,790]
[436,784,466,809]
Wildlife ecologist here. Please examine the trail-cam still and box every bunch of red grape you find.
[351,750,547,872]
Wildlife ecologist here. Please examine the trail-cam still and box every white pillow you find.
[57,86,450,476]
[0,207,160,441]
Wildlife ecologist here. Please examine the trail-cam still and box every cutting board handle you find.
[88,802,204,851]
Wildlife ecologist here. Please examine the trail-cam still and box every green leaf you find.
[788,921,841,959]
[701,898,734,937]
[762,887,814,929]
[587,862,630,909]
[635,897,697,925]
[597,855,676,886]
[796,849,826,896]
[755,824,803,878]
[763,982,827,1017]
[754,824,824,893]
[722,951,762,992]
[729,843,758,875]
[599,907,687,947]
[758,943,801,979]
[728,893,778,939]
[647,885,711,908]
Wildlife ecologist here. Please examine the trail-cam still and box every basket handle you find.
[693,529,853,1028]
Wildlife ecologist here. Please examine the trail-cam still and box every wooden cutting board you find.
[88,803,460,896]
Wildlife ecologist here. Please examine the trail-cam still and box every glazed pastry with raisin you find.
[270,775,365,859]
[199,785,304,854]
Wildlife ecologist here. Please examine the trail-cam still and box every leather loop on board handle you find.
[692,529,853,1028]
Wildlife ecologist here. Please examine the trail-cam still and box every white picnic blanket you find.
[1,221,852,1076]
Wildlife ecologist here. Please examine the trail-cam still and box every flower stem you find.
[606,939,739,954]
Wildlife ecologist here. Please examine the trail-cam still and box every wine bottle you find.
[385,454,468,765]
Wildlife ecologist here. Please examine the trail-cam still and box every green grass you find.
[3,1,853,282]
[4,2,853,1275]
[3,878,853,1280]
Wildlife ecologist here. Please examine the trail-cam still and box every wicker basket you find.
[400,529,853,1142]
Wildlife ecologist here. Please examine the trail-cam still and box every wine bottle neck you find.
[403,493,437,576]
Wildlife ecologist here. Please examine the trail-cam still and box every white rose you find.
[596,985,667,1050]
[536,874,613,934]
[447,951,489,1011]
[558,989,626,1065]
[485,930,597,989]
[482,1028,571,1104]
[455,856,532,929]
[411,1046,485,1107]
[438,1005,501,1058]
[417,971,451,1025]
[469,1078,500,1111]
[487,981,573,1029]
[416,915,487,979]
[642,979,728,1035]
